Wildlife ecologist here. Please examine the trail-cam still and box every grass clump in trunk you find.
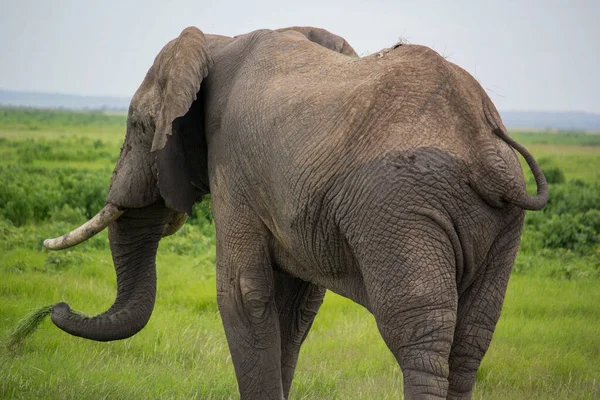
[6,305,53,350]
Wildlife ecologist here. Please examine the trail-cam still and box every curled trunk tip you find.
[50,301,152,342]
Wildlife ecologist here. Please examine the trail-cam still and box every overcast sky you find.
[1,0,598,113]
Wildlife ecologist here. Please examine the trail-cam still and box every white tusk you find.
[43,203,124,250]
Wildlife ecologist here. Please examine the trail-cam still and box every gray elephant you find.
[43,26,547,400]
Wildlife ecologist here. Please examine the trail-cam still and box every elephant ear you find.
[276,26,358,57]
[151,27,212,215]
[151,27,211,152]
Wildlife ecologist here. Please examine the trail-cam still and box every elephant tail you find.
[493,128,548,210]
[483,102,548,211]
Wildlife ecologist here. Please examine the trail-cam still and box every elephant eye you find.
[130,118,155,135]
[130,120,141,130]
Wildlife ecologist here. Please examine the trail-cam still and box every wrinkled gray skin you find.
[49,26,547,400]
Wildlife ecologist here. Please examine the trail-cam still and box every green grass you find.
[1,109,599,398]
[2,256,598,399]
[475,276,600,399]
[0,107,126,131]
[511,131,600,147]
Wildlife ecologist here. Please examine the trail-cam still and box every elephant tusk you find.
[162,213,188,237]
[43,203,124,250]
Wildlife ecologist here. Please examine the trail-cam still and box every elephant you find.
[275,26,358,57]
[42,25,548,400]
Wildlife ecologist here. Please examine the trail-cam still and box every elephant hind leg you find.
[373,275,457,399]
[447,219,523,400]
[359,221,459,400]
[274,270,326,398]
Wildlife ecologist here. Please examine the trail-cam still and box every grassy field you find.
[1,108,599,399]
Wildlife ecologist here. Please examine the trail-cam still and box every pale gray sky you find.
[1,0,598,113]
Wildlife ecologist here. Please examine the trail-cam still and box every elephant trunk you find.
[51,202,171,341]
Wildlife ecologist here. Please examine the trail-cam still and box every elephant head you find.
[43,26,357,342]
[44,27,212,341]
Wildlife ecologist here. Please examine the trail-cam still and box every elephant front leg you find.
[274,271,326,398]
[216,235,284,400]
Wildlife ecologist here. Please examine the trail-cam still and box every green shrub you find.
[16,140,53,164]
[522,179,600,255]
[0,165,110,226]
[540,162,566,185]
[14,137,116,164]
[50,204,87,225]
[161,222,216,257]
[539,210,600,253]
[0,217,15,247]
[188,197,213,226]
[2,195,34,226]
[543,180,600,215]
[523,180,600,220]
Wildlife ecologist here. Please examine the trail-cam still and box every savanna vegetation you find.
[1,108,599,399]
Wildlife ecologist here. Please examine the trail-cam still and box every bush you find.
[15,137,116,164]
[536,158,566,184]
[541,165,565,185]
[50,204,87,225]
[188,197,213,226]
[2,193,34,226]
[522,179,600,255]
[539,210,600,253]
[543,180,600,216]
[161,223,215,257]
[0,165,110,226]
